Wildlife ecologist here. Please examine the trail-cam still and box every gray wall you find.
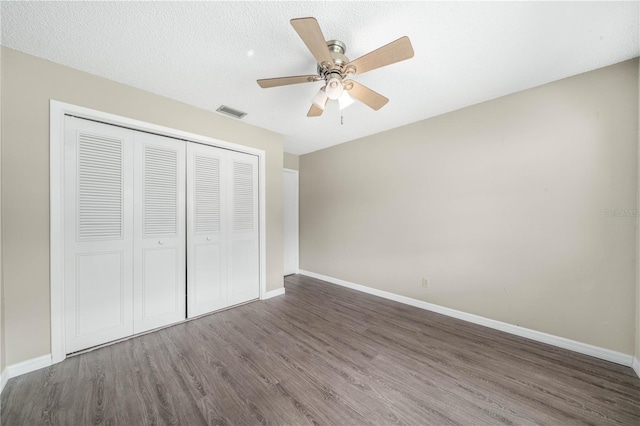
[284,153,300,171]
[300,59,639,355]
[1,47,284,366]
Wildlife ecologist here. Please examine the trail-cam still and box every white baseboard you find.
[0,368,8,394]
[0,354,52,394]
[633,357,640,378]
[299,270,634,367]
[263,287,286,300]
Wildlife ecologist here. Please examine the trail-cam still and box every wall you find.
[301,59,639,355]
[1,47,284,366]
[284,153,299,171]
[0,41,4,376]
[636,58,640,367]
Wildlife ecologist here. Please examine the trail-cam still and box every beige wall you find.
[301,59,639,355]
[284,153,300,171]
[637,58,640,364]
[0,42,4,374]
[1,47,284,366]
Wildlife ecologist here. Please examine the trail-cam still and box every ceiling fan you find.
[257,17,414,117]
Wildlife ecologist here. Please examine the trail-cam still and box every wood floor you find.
[2,274,639,425]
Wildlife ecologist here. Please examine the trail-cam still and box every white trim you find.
[299,270,635,367]
[1,355,52,391]
[633,357,640,378]
[263,287,286,299]
[0,368,8,394]
[259,151,267,305]
[50,100,267,364]
[283,168,299,275]
[0,355,53,394]
[50,102,65,364]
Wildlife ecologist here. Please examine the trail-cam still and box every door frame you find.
[50,100,267,364]
[283,168,299,275]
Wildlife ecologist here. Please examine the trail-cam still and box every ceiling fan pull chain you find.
[341,115,343,125]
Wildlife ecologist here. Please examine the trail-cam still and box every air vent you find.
[216,105,247,119]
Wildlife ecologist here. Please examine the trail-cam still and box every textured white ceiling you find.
[1,2,638,154]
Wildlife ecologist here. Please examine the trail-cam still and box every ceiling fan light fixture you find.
[312,87,328,109]
[325,76,344,100]
[338,91,354,110]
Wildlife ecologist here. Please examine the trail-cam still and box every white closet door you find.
[64,116,134,353]
[227,151,260,306]
[133,133,186,333]
[187,143,229,317]
[64,115,260,351]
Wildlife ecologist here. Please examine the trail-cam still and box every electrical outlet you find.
[422,277,429,288]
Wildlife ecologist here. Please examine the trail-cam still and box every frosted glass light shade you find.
[338,91,355,110]
[312,87,328,109]
[325,77,344,100]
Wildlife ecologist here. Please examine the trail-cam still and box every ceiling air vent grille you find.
[216,105,247,119]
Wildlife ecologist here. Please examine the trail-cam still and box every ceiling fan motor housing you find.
[318,41,347,70]
[317,40,354,91]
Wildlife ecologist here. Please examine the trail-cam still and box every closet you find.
[63,116,259,353]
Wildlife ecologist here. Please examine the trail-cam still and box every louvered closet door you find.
[187,143,229,317]
[64,116,135,353]
[227,151,260,306]
[133,132,186,333]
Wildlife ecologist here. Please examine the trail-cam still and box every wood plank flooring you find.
[2,274,639,425]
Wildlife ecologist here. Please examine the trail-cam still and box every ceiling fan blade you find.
[346,81,389,110]
[290,17,334,68]
[307,99,328,117]
[346,36,414,75]
[257,75,319,88]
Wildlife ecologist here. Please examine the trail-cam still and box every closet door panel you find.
[141,248,179,316]
[227,152,260,305]
[75,252,126,336]
[64,116,135,353]
[187,143,228,317]
[230,241,258,300]
[193,243,223,303]
[133,133,186,333]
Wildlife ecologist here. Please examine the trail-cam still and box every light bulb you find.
[338,91,355,110]
[312,87,328,109]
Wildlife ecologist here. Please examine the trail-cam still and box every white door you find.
[133,132,186,333]
[63,114,261,352]
[187,143,228,317]
[283,169,299,275]
[65,117,188,352]
[227,151,260,306]
[64,117,135,353]
[187,145,259,317]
